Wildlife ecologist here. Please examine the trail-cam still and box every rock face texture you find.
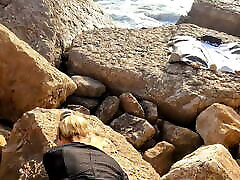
[178,0,240,37]
[0,108,160,180]
[110,113,155,149]
[141,100,158,125]
[161,121,203,160]
[71,75,106,97]
[120,93,145,118]
[0,0,115,66]
[196,103,240,148]
[162,144,240,180]
[67,24,240,125]
[96,96,120,124]
[0,24,77,122]
[66,104,90,115]
[143,141,175,176]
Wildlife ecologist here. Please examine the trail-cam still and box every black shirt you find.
[43,142,129,180]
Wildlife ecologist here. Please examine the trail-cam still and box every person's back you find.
[43,142,128,180]
[43,112,128,180]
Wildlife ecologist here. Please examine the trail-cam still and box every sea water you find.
[95,0,194,29]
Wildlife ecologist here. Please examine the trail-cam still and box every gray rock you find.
[110,113,155,149]
[162,121,203,160]
[143,141,175,176]
[66,105,90,115]
[0,0,115,67]
[66,95,100,110]
[120,93,145,118]
[162,144,240,180]
[67,24,240,125]
[71,75,106,97]
[95,96,120,124]
[178,0,240,37]
[141,100,158,124]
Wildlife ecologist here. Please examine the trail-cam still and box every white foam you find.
[95,0,194,28]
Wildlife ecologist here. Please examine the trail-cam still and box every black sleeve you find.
[43,148,67,180]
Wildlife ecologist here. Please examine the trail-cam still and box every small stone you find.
[141,100,158,124]
[162,121,203,160]
[120,92,145,118]
[210,64,217,72]
[110,113,155,149]
[66,95,100,110]
[71,75,106,97]
[95,96,120,124]
[143,141,175,176]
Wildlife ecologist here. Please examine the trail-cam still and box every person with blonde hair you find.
[43,112,128,180]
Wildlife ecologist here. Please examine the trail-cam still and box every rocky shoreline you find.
[178,0,240,37]
[0,0,240,180]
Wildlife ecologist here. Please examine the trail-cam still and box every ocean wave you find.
[95,0,194,28]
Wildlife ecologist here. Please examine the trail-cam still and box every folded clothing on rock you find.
[168,35,240,74]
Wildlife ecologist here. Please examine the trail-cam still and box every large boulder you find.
[162,121,203,160]
[162,144,240,180]
[67,24,240,125]
[0,0,115,66]
[196,103,240,148]
[178,0,240,37]
[0,24,77,122]
[0,108,161,180]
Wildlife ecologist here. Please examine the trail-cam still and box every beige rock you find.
[162,144,240,180]
[178,0,240,37]
[67,24,240,125]
[196,103,240,148]
[0,24,77,122]
[95,96,120,124]
[0,135,6,166]
[0,108,161,180]
[0,121,11,141]
[66,95,100,110]
[110,113,155,149]
[71,75,106,97]
[141,100,158,124]
[0,135,6,147]
[162,121,203,160]
[143,141,175,176]
[0,0,115,66]
[120,93,145,118]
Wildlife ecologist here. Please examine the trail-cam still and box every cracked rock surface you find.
[68,24,240,125]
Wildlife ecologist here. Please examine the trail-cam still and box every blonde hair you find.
[58,113,107,150]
